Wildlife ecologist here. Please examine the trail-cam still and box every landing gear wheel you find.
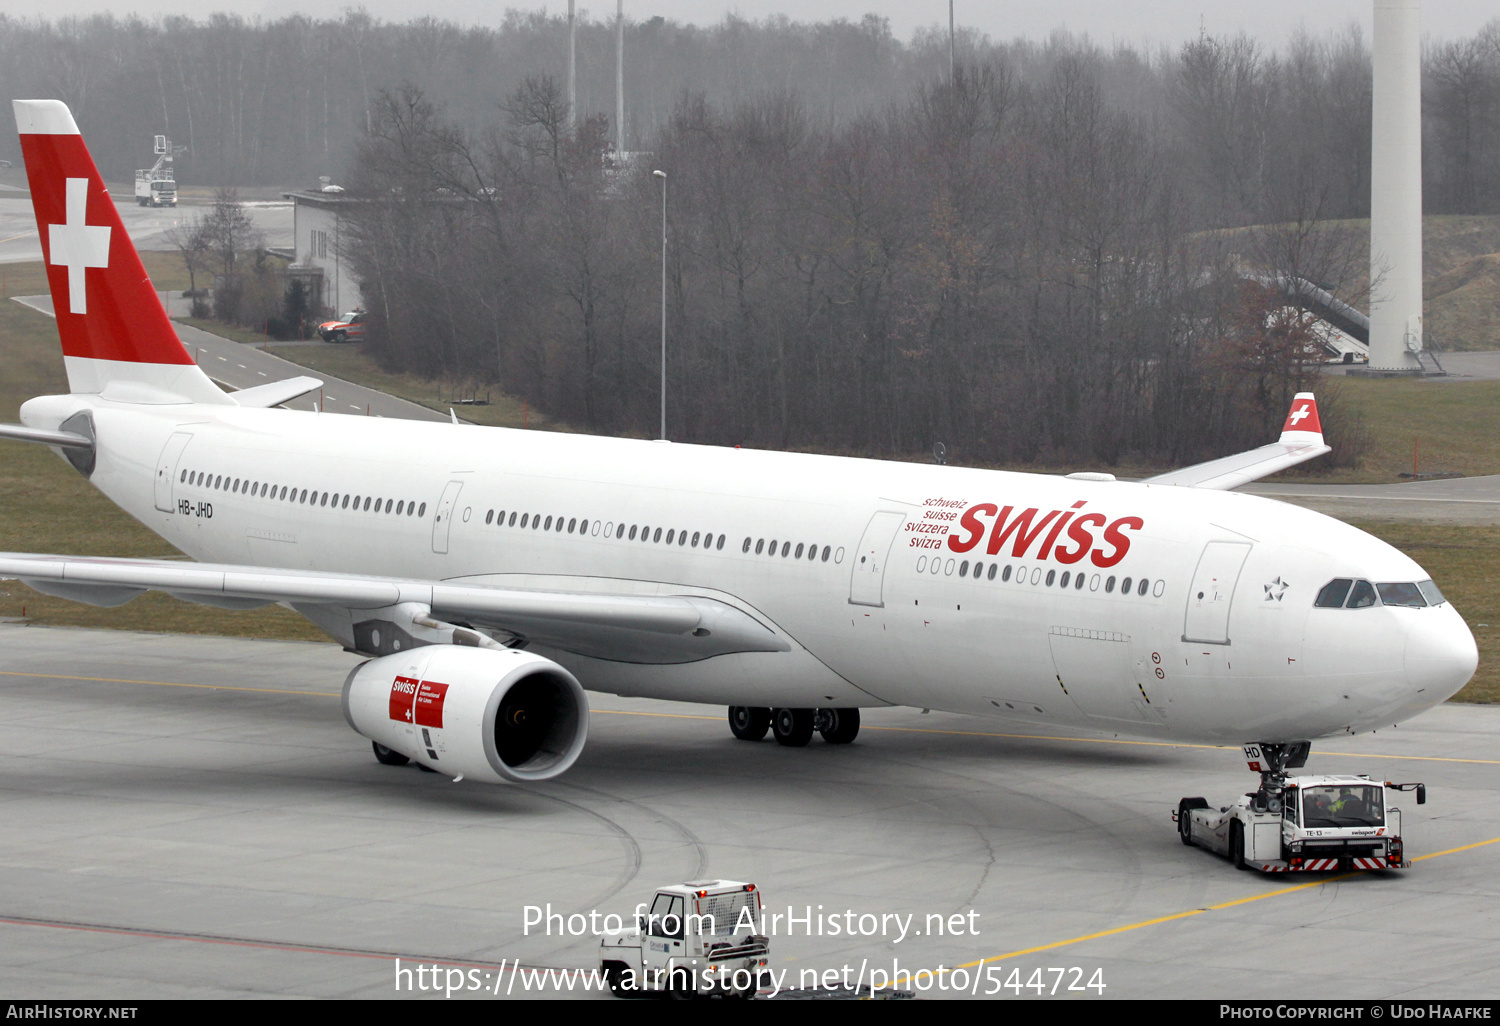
[1178,797,1207,846]
[1230,820,1247,870]
[728,706,771,741]
[817,708,860,744]
[371,741,409,766]
[772,707,815,747]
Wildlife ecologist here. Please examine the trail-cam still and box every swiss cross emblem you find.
[48,177,111,315]
[1288,404,1311,426]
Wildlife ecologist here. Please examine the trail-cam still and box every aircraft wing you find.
[0,553,789,664]
[1142,392,1330,490]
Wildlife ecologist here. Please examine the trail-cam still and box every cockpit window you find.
[1418,580,1446,606]
[1346,580,1377,608]
[1377,582,1427,608]
[1315,579,1353,608]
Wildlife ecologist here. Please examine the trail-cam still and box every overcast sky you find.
[3,1,1494,47]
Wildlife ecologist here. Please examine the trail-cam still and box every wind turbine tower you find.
[1367,0,1425,373]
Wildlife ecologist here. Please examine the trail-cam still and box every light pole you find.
[652,169,667,440]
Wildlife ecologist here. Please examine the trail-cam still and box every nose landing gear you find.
[727,706,861,746]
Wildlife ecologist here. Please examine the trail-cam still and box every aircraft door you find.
[154,432,193,512]
[431,480,464,554]
[1183,541,1252,644]
[849,511,906,607]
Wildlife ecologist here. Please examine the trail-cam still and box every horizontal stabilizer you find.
[1144,392,1329,490]
[231,376,323,409]
[0,422,93,449]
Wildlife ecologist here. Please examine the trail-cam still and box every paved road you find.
[13,293,444,422]
[0,193,292,265]
[1242,475,1500,525]
[0,623,1494,999]
[1320,351,1500,381]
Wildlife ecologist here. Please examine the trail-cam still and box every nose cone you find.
[1405,606,1479,705]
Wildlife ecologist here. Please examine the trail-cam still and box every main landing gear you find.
[727,706,860,746]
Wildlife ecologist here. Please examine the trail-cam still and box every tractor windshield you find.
[1300,785,1384,828]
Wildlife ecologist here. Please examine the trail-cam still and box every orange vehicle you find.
[317,310,365,343]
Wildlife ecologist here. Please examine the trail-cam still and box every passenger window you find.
[419,503,427,517]
[1001,565,1011,582]
[755,539,765,555]
[1060,571,1070,588]
[1346,580,1377,608]
[362,496,371,511]
[959,560,969,577]
[544,516,553,530]
[691,532,701,547]
[666,529,675,544]
[579,519,588,534]
[653,528,662,543]
[1377,582,1427,608]
[555,517,564,532]
[342,495,350,509]
[1045,569,1055,586]
[678,531,687,546]
[386,499,394,513]
[781,541,790,557]
[395,500,403,514]
[717,535,726,551]
[568,518,577,533]
[320,493,329,507]
[987,563,997,581]
[820,545,829,561]
[807,544,816,560]
[1138,578,1149,596]
[1121,576,1132,594]
[629,525,638,540]
[485,510,494,525]
[796,544,805,559]
[1417,580,1445,606]
[300,489,308,503]
[1105,576,1116,593]
[1076,573,1086,590]
[743,537,752,553]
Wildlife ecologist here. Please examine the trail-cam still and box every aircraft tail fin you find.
[13,99,231,405]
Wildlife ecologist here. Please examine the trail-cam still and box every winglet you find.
[1278,392,1323,446]
[1142,390,1331,490]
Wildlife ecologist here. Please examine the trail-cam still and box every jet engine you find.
[342,645,589,782]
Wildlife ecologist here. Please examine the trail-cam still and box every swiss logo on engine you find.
[388,676,419,722]
[413,680,450,728]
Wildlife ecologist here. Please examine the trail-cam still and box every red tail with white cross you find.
[14,99,227,403]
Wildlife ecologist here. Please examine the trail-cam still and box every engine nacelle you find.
[342,646,589,783]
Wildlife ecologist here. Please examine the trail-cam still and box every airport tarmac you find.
[0,194,292,265]
[0,623,1495,999]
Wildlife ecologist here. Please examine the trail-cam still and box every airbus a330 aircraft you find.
[0,99,1478,786]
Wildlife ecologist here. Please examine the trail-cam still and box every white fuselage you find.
[22,392,1478,746]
